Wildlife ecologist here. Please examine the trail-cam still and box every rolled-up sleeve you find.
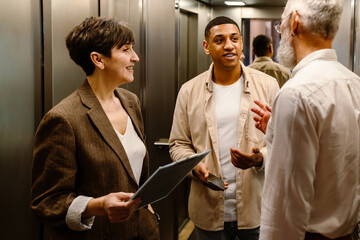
[66,196,95,231]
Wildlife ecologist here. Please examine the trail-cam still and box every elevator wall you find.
[0,0,41,239]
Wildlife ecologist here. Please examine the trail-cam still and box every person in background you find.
[169,16,279,240]
[30,17,160,239]
[249,34,291,88]
[251,0,360,239]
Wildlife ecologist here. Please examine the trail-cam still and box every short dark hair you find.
[66,17,135,76]
[204,16,240,41]
[252,34,272,57]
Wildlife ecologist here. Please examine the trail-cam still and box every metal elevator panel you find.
[0,0,42,239]
[145,0,177,238]
[179,10,198,90]
[333,0,353,70]
[355,0,360,75]
[43,0,98,112]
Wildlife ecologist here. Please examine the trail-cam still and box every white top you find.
[213,77,242,222]
[260,49,360,239]
[114,116,146,185]
[65,116,146,231]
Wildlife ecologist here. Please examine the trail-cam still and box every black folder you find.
[131,150,211,209]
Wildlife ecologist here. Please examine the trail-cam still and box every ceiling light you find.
[224,1,246,6]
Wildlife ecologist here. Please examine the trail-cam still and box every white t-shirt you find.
[213,77,243,222]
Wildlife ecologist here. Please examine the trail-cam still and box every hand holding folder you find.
[130,150,211,209]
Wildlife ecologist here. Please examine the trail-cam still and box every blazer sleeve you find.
[30,110,77,228]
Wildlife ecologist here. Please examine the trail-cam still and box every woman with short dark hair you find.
[30,17,160,239]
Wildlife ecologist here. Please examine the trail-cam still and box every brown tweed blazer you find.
[30,80,160,239]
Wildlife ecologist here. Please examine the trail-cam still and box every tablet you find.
[131,150,211,209]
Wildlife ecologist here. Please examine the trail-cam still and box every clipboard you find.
[130,150,211,209]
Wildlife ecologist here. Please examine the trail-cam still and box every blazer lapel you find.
[78,80,137,184]
[115,89,145,142]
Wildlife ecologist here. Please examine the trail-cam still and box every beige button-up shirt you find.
[249,56,291,88]
[169,62,279,231]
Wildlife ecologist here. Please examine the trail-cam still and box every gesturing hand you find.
[230,147,263,169]
[251,99,272,134]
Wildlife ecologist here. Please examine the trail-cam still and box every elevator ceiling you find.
[210,0,287,7]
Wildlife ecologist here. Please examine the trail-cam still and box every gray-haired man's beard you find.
[276,28,296,69]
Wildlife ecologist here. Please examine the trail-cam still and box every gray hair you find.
[284,0,343,39]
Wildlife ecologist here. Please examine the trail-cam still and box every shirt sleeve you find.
[260,88,318,240]
[169,86,197,162]
[257,76,280,172]
[256,146,267,171]
[65,196,95,231]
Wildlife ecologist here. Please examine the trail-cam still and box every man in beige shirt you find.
[249,34,291,88]
[169,16,279,240]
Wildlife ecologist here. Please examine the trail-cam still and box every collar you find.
[78,79,134,110]
[205,61,250,93]
[253,56,274,63]
[292,49,337,76]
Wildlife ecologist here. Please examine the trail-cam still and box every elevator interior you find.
[0,0,359,239]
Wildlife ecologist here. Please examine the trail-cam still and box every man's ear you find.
[90,51,105,70]
[269,44,273,54]
[291,9,301,36]
[203,40,211,55]
[252,48,256,56]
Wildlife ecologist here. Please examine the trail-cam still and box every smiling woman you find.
[30,17,160,240]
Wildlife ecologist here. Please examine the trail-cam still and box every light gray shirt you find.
[260,49,360,239]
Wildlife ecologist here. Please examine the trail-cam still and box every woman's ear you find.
[90,52,105,70]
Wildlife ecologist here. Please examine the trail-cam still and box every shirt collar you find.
[205,61,249,93]
[253,56,273,63]
[292,49,337,77]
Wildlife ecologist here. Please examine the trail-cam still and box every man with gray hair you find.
[255,0,360,239]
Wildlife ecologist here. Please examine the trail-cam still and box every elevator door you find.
[241,18,280,66]
[176,10,200,235]
[179,10,198,90]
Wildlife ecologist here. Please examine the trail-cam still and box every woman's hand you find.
[83,192,140,223]
[101,192,140,223]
